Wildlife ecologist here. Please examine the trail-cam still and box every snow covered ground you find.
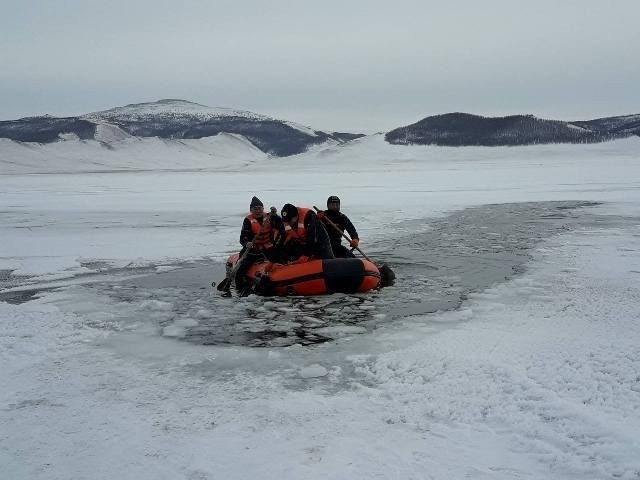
[1,136,640,479]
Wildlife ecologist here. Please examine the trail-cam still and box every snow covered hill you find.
[2,103,639,173]
[0,99,364,157]
[84,98,271,124]
[572,114,640,136]
[0,132,267,174]
[385,112,640,146]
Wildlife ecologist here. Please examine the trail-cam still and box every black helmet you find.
[281,203,298,221]
[250,196,263,208]
[327,195,340,206]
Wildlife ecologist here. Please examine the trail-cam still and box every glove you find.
[295,255,310,264]
[316,211,326,220]
[349,238,359,248]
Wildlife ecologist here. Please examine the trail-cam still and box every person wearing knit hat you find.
[280,204,334,262]
[317,195,360,258]
[280,203,298,223]
[240,196,284,251]
[232,196,285,294]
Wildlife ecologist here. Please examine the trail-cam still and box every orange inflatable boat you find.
[225,254,381,296]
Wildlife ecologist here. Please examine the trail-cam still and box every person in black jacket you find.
[280,203,335,262]
[317,195,360,258]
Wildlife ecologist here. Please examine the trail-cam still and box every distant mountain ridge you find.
[0,100,364,157]
[2,102,639,153]
[571,114,640,136]
[0,116,98,143]
[385,113,640,147]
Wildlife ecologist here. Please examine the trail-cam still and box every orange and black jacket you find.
[240,213,285,249]
[284,208,334,259]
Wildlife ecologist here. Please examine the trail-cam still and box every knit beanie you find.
[327,195,340,206]
[280,203,298,221]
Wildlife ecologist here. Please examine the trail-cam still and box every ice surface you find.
[1,138,640,479]
[299,364,328,378]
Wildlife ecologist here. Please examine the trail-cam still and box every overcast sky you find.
[1,0,639,132]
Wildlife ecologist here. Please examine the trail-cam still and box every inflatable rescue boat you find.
[225,254,381,296]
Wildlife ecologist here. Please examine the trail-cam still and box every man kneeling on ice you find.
[280,203,335,262]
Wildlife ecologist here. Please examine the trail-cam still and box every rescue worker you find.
[317,195,360,258]
[239,197,283,253]
[235,196,285,293]
[280,203,335,262]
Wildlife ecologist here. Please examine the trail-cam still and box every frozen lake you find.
[2,200,632,350]
[2,137,640,479]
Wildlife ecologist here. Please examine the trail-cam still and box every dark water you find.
[372,201,602,318]
[1,201,632,347]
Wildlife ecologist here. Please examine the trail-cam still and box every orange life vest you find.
[284,207,311,245]
[246,213,275,249]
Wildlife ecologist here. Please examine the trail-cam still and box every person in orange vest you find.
[235,196,285,292]
[239,196,284,253]
[317,195,360,258]
[280,203,335,262]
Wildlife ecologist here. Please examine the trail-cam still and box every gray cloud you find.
[1,0,639,132]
